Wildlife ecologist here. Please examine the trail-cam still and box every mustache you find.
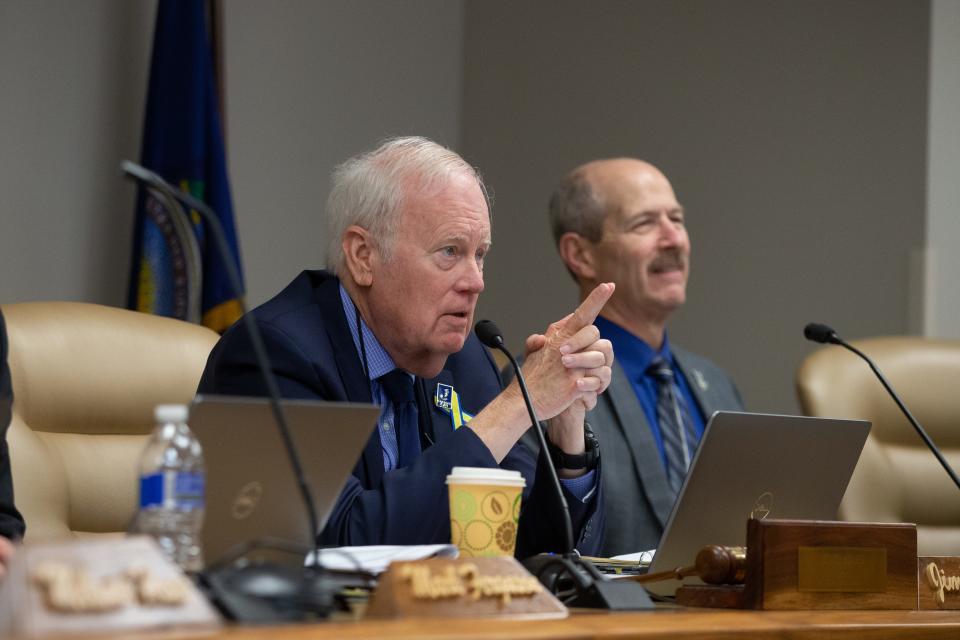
[649,249,687,273]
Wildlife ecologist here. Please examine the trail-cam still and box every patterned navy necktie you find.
[378,369,421,467]
[647,357,695,494]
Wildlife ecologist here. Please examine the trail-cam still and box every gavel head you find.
[695,545,747,585]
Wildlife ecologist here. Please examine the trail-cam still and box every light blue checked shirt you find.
[340,285,408,470]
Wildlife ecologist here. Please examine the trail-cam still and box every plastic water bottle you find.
[135,404,205,572]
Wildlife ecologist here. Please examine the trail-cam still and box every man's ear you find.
[557,232,597,281]
[342,225,376,287]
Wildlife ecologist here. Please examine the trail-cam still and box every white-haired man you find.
[200,137,614,556]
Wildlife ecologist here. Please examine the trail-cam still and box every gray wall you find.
[461,0,930,413]
[0,1,943,415]
[0,1,154,306]
[926,0,960,340]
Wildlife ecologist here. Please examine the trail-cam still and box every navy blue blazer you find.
[197,270,602,557]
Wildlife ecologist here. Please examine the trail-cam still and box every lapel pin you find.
[693,369,709,392]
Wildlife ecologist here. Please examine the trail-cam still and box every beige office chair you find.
[796,336,960,555]
[2,302,219,542]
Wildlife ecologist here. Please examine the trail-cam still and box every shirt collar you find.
[594,316,673,382]
[339,284,398,382]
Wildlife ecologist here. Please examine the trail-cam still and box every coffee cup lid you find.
[445,466,525,487]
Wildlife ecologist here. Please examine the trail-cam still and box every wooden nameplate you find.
[677,519,917,610]
[366,556,567,620]
[919,556,960,610]
[0,535,221,637]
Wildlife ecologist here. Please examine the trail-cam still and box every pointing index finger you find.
[560,282,615,338]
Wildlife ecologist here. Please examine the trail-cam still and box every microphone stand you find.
[123,161,335,622]
[475,320,654,610]
[804,323,960,492]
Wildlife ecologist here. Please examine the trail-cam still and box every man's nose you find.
[657,216,684,246]
[457,258,485,293]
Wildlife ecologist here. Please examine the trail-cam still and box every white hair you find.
[325,136,489,275]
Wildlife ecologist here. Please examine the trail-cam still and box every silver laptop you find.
[643,411,870,596]
[190,395,380,567]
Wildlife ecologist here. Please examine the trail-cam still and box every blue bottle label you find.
[139,473,164,508]
[139,472,205,510]
[175,472,205,511]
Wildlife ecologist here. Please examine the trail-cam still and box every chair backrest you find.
[796,336,960,555]
[1,302,219,542]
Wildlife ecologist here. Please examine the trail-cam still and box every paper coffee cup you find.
[446,467,525,557]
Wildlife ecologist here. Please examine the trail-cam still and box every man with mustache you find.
[548,158,743,555]
[200,137,614,557]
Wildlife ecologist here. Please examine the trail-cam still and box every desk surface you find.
[163,608,960,640]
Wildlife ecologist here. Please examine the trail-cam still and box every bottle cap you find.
[154,403,189,423]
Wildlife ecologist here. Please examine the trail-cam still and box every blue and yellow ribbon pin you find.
[435,383,473,429]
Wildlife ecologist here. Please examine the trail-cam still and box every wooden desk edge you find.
[125,607,960,640]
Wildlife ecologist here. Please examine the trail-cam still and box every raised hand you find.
[519,283,614,421]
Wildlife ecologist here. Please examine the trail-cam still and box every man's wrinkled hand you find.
[518,283,614,420]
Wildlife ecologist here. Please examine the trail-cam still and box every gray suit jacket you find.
[593,346,743,556]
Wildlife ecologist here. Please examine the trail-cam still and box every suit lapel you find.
[605,361,675,527]
[315,277,373,403]
[673,349,715,420]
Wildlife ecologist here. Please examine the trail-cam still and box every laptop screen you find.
[190,395,379,567]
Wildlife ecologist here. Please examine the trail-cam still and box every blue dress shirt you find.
[340,285,407,470]
[595,317,706,473]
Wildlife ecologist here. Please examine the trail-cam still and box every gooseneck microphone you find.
[123,161,332,620]
[804,322,960,491]
[475,320,653,610]
[474,320,574,553]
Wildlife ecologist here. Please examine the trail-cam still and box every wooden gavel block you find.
[667,520,918,610]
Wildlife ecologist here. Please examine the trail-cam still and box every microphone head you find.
[474,320,504,349]
[804,322,839,344]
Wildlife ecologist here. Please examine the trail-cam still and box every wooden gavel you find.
[629,545,747,585]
